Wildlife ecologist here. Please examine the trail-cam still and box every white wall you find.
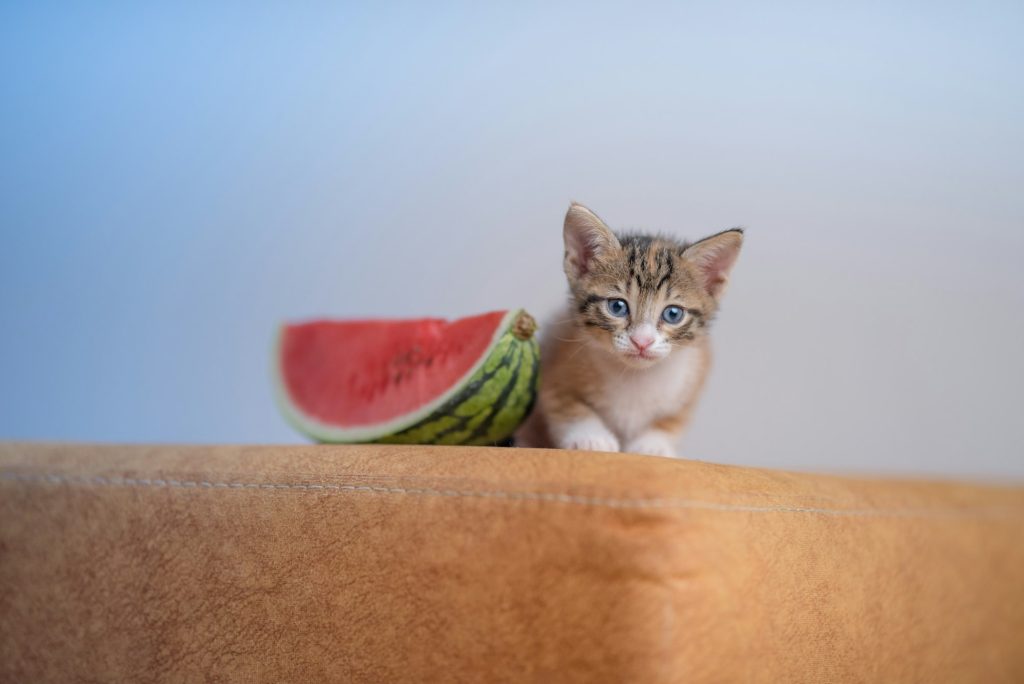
[2,3,1021,478]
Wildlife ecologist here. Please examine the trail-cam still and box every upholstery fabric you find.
[1,442,1022,682]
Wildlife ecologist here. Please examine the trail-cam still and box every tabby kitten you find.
[515,203,743,457]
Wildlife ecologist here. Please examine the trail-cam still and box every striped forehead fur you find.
[616,232,692,294]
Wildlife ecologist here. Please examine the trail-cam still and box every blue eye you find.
[662,306,685,324]
[606,298,629,318]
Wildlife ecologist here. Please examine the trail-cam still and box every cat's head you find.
[563,202,743,367]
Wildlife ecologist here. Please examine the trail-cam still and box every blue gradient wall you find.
[2,3,1022,476]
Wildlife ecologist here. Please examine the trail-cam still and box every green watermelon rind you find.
[380,333,540,446]
[273,309,539,445]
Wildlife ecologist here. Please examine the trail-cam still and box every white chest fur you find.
[587,344,704,442]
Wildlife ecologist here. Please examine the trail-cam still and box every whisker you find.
[562,337,591,364]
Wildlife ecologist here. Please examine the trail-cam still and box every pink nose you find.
[630,334,654,352]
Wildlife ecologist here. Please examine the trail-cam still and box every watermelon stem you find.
[512,310,537,341]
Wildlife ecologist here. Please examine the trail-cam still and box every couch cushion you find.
[1,442,1022,682]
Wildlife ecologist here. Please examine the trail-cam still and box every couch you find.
[1,442,1022,682]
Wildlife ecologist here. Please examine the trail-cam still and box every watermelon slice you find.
[274,309,540,445]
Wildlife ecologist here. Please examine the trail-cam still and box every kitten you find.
[515,202,743,457]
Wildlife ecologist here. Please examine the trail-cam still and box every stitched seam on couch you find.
[1,471,1020,519]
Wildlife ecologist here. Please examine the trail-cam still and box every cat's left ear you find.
[682,229,744,299]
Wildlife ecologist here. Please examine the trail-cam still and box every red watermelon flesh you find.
[279,310,508,428]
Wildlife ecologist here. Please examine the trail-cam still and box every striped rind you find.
[274,309,539,445]
[378,322,539,446]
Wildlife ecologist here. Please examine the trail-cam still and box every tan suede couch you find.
[1,442,1022,682]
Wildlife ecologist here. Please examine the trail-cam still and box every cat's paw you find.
[625,432,677,458]
[560,427,620,453]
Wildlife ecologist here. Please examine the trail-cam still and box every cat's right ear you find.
[563,202,620,280]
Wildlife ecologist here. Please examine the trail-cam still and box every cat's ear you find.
[563,202,620,280]
[682,229,743,298]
